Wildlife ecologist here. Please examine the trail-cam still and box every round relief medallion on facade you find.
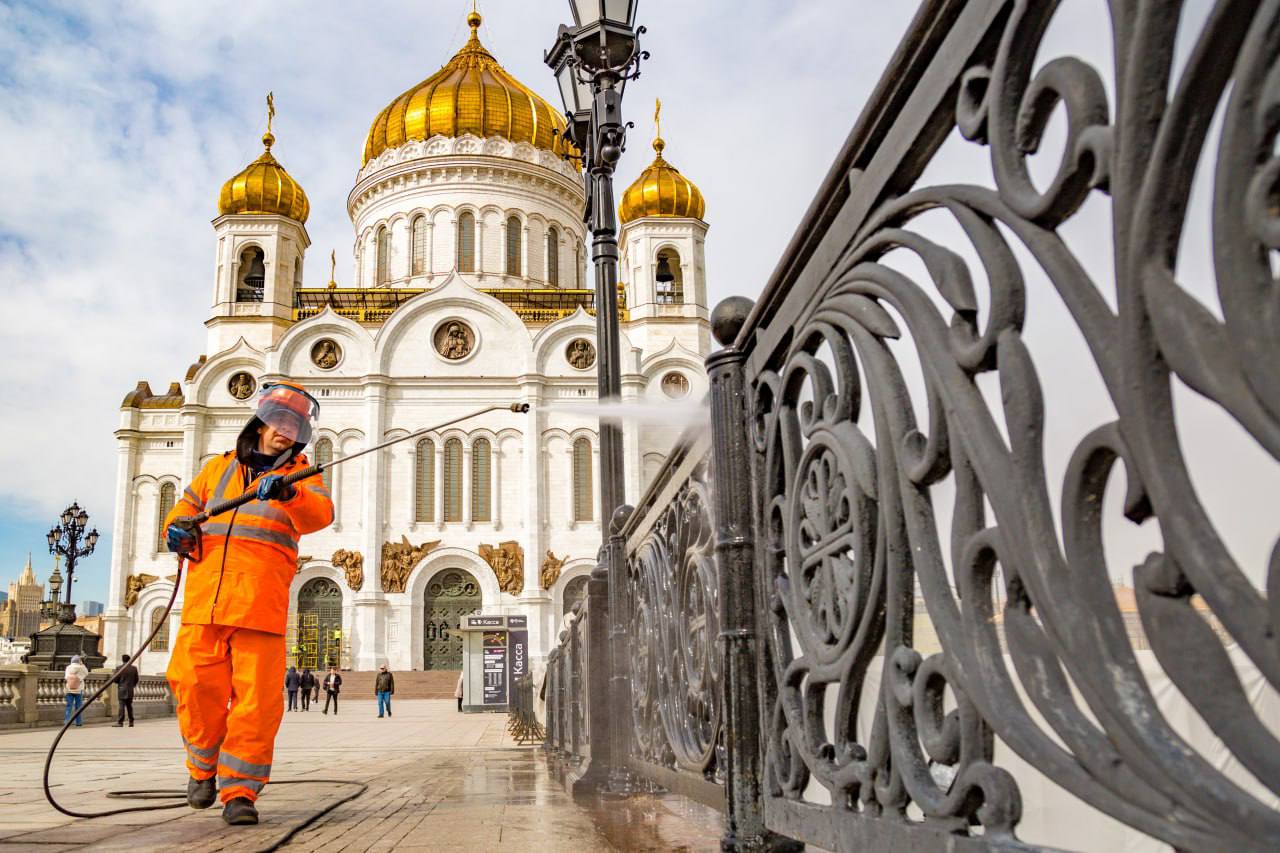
[434,321,475,361]
[311,338,342,370]
[661,371,690,399]
[228,372,256,400]
[566,338,596,370]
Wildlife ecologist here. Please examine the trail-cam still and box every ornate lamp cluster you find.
[45,502,98,624]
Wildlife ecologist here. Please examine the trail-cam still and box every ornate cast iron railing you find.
[543,0,1280,849]
[623,432,725,804]
[544,591,592,772]
[728,0,1280,848]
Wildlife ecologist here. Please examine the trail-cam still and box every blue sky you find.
[0,0,922,604]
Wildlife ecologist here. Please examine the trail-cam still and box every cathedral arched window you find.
[411,215,428,276]
[293,256,302,289]
[547,226,560,286]
[443,438,463,522]
[505,216,521,276]
[155,482,176,552]
[415,438,434,523]
[315,438,334,492]
[574,244,582,288]
[457,212,476,273]
[655,248,684,304]
[376,226,390,284]
[471,438,491,523]
[237,246,265,302]
[150,608,169,653]
[573,437,593,522]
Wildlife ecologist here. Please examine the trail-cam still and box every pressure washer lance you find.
[41,403,530,847]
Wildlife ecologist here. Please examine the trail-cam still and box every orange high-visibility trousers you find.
[167,623,285,803]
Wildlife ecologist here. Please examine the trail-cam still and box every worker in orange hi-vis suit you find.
[163,381,333,826]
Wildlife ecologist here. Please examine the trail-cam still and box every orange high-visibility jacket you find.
[165,451,333,635]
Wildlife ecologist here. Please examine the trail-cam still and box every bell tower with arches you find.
[208,94,311,354]
[618,100,709,341]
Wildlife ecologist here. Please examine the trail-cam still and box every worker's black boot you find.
[187,776,216,809]
[222,797,259,825]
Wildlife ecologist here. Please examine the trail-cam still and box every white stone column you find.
[621,380,645,504]
[354,378,389,671]
[434,440,445,530]
[492,445,503,531]
[103,418,140,663]
[519,386,552,668]
[476,219,485,279]
[426,221,436,279]
[462,442,473,528]
[521,224,531,282]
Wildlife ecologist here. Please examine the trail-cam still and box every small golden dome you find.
[619,136,706,224]
[362,11,574,166]
[218,119,310,224]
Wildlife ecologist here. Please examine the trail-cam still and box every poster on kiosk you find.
[460,615,528,713]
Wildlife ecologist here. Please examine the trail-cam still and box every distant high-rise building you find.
[0,555,44,640]
[81,600,105,617]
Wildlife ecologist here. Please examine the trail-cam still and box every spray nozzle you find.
[511,403,530,413]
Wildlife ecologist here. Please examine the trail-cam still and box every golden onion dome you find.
[619,132,706,224]
[218,128,310,224]
[362,11,573,166]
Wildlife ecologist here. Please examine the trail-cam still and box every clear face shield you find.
[255,383,319,447]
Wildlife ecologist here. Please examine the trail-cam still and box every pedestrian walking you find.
[375,665,394,718]
[285,666,300,711]
[162,381,333,826]
[455,670,464,712]
[112,654,139,727]
[299,668,316,711]
[322,666,342,714]
[64,655,90,727]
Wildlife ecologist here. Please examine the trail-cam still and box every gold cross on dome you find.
[266,91,275,135]
[654,98,662,139]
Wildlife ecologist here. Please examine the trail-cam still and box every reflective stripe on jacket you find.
[166,451,333,635]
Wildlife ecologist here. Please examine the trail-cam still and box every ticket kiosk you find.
[460,614,529,713]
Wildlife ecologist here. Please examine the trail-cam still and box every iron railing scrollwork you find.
[626,453,725,795]
[543,1,1280,849]
[739,0,1280,849]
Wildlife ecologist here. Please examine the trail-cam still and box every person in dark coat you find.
[322,666,342,715]
[284,666,301,712]
[299,668,316,711]
[112,654,140,727]
[375,665,395,718]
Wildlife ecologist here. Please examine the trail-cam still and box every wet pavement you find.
[0,698,723,851]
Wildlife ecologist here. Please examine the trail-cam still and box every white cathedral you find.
[102,11,710,677]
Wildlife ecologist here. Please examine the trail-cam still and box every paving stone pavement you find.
[0,698,723,851]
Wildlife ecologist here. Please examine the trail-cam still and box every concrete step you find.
[309,669,461,699]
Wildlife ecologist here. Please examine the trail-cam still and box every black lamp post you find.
[546,0,646,526]
[25,502,105,670]
[546,0,647,792]
[47,502,99,624]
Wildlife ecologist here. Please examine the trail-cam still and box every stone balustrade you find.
[0,665,174,729]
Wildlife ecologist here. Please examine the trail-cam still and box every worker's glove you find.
[166,522,198,556]
[256,474,296,503]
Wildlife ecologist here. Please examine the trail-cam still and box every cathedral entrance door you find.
[423,569,481,670]
[297,578,343,670]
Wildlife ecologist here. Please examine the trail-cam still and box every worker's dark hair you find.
[121,654,131,663]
